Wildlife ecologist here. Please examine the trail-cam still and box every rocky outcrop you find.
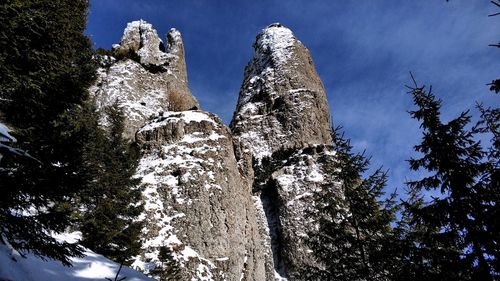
[90,20,199,139]
[132,111,273,280]
[230,23,332,162]
[231,23,334,279]
[92,20,338,281]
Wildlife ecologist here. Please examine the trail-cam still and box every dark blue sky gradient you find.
[86,0,500,194]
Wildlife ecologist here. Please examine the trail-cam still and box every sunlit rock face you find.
[231,23,336,279]
[132,110,271,280]
[231,23,332,163]
[90,20,199,139]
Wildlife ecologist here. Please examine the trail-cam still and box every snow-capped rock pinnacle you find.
[254,23,295,67]
[231,23,332,161]
[166,28,182,54]
[91,20,199,139]
[231,24,336,279]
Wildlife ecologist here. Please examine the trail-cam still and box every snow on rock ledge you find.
[133,111,270,280]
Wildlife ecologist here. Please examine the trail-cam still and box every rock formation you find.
[230,23,332,162]
[92,20,338,280]
[90,20,199,139]
[231,23,335,279]
[132,111,273,280]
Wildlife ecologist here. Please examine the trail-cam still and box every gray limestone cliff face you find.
[132,111,273,280]
[231,24,335,280]
[90,20,199,139]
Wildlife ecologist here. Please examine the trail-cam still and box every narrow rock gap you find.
[159,41,166,52]
[259,179,286,278]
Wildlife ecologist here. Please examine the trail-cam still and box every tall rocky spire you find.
[231,23,337,279]
[231,23,332,161]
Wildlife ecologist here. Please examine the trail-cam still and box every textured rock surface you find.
[90,20,199,139]
[231,23,334,279]
[269,145,338,279]
[92,20,339,280]
[230,23,332,162]
[132,111,273,280]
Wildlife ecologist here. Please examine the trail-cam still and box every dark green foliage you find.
[152,246,186,280]
[399,78,500,280]
[488,79,500,94]
[0,0,96,265]
[96,47,114,57]
[79,102,143,265]
[307,127,398,281]
[475,103,500,277]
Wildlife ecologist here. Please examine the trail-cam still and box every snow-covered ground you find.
[0,232,153,281]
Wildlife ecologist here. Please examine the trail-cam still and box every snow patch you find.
[139,111,216,133]
[0,122,16,143]
[0,232,152,281]
[274,270,288,281]
[256,23,295,66]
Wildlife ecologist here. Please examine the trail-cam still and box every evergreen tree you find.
[307,127,398,281]
[400,76,499,280]
[0,0,96,264]
[152,246,187,280]
[474,102,500,277]
[79,102,143,265]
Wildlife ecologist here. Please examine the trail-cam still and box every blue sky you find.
[86,0,499,194]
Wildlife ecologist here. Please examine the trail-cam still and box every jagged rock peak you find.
[112,20,185,68]
[167,28,182,54]
[166,27,188,82]
[91,20,199,140]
